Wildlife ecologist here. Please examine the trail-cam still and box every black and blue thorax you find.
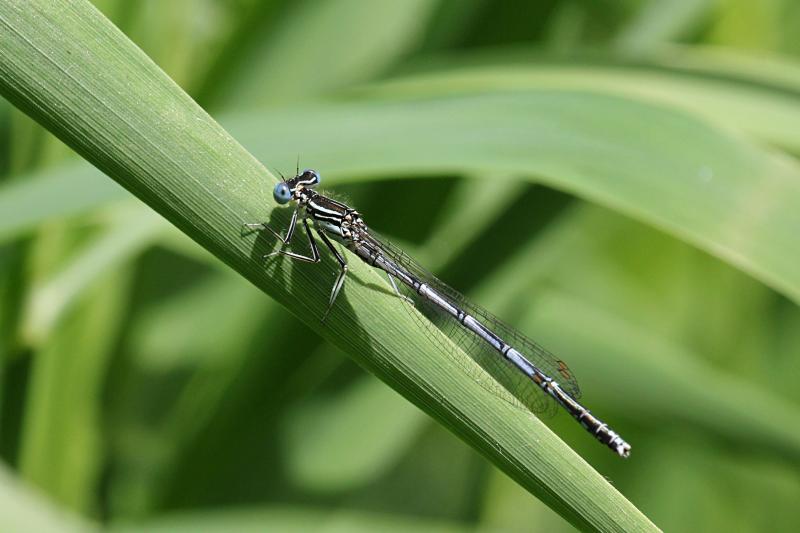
[300,189,363,242]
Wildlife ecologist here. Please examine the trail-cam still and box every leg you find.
[386,272,413,304]
[245,208,299,245]
[264,218,320,263]
[316,229,347,322]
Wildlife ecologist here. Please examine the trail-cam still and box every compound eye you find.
[273,182,292,204]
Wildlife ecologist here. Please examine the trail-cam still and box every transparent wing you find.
[370,232,581,418]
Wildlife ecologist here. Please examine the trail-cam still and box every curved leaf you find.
[229,91,800,304]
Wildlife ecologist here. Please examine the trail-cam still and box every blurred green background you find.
[2,0,800,531]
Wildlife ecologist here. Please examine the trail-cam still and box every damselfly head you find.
[273,169,322,204]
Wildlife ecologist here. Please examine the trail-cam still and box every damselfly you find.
[246,169,631,458]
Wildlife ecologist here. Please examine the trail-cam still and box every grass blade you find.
[0,1,656,530]
[0,462,95,533]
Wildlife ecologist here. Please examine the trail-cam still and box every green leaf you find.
[19,269,131,514]
[283,374,427,492]
[21,204,163,344]
[221,0,438,106]
[473,203,800,459]
[614,0,715,53]
[529,290,800,460]
[0,164,126,242]
[109,271,282,516]
[9,54,800,304]
[112,506,474,533]
[230,91,800,305]
[0,2,655,530]
[370,51,800,151]
[0,462,95,533]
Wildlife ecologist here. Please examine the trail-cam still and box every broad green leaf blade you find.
[614,0,715,53]
[474,203,800,459]
[112,506,474,533]
[0,164,126,242]
[283,374,427,492]
[19,269,131,513]
[8,66,800,305]
[111,273,282,516]
[631,440,800,531]
[0,2,655,531]
[5,65,800,488]
[222,0,438,106]
[0,462,95,533]
[371,55,800,151]
[21,204,163,344]
[665,45,800,93]
[229,91,800,305]
[529,291,800,460]
[6,67,794,502]
[417,177,527,271]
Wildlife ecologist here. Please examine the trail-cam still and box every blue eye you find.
[273,182,292,204]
